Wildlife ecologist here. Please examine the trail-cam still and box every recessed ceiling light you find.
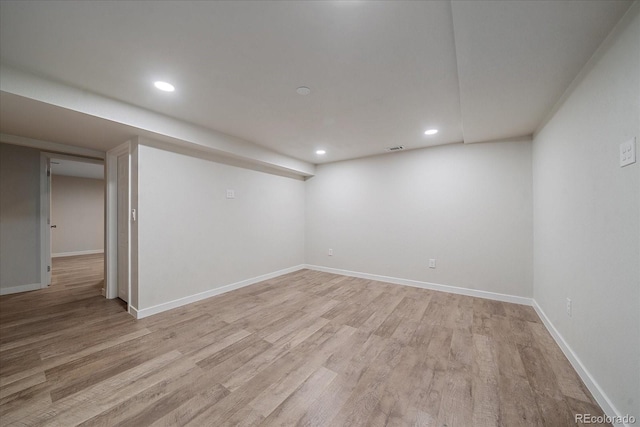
[297,86,311,96]
[316,150,326,155]
[154,81,175,92]
[424,129,438,135]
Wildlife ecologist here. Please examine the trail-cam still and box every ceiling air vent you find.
[386,145,405,152]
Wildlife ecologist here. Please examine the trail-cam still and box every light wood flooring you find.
[0,254,609,426]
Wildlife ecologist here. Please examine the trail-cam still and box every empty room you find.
[0,1,638,426]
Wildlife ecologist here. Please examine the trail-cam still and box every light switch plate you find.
[226,189,235,199]
[620,137,636,167]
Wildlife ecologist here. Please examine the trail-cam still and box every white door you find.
[117,154,129,302]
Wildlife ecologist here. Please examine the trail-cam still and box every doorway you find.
[40,153,106,294]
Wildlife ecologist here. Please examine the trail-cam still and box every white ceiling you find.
[0,0,633,164]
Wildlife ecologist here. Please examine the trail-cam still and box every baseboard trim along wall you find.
[52,249,104,258]
[133,265,307,319]
[532,301,627,427]
[304,264,533,306]
[0,282,42,296]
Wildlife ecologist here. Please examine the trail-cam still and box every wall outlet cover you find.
[620,137,636,167]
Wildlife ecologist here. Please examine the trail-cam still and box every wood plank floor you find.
[0,255,610,426]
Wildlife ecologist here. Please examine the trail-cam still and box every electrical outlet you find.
[566,298,572,317]
[429,259,436,269]
[328,248,333,256]
[226,189,235,199]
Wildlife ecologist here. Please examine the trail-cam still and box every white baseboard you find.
[304,264,533,306]
[133,265,306,319]
[0,282,43,296]
[53,249,104,258]
[532,301,629,427]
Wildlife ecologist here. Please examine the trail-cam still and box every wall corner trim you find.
[304,264,533,306]
[532,301,628,427]
[133,265,306,319]
[128,305,139,319]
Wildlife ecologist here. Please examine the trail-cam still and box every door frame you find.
[39,152,105,289]
[105,141,131,310]
[39,153,51,288]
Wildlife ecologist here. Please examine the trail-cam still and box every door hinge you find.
[47,167,51,177]
[47,266,51,272]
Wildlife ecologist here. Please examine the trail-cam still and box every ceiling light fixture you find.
[316,150,326,155]
[424,129,438,135]
[296,86,311,95]
[154,81,175,92]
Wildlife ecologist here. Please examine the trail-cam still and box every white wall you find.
[532,3,639,420]
[0,143,41,292]
[135,143,306,311]
[51,175,104,256]
[305,140,533,298]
